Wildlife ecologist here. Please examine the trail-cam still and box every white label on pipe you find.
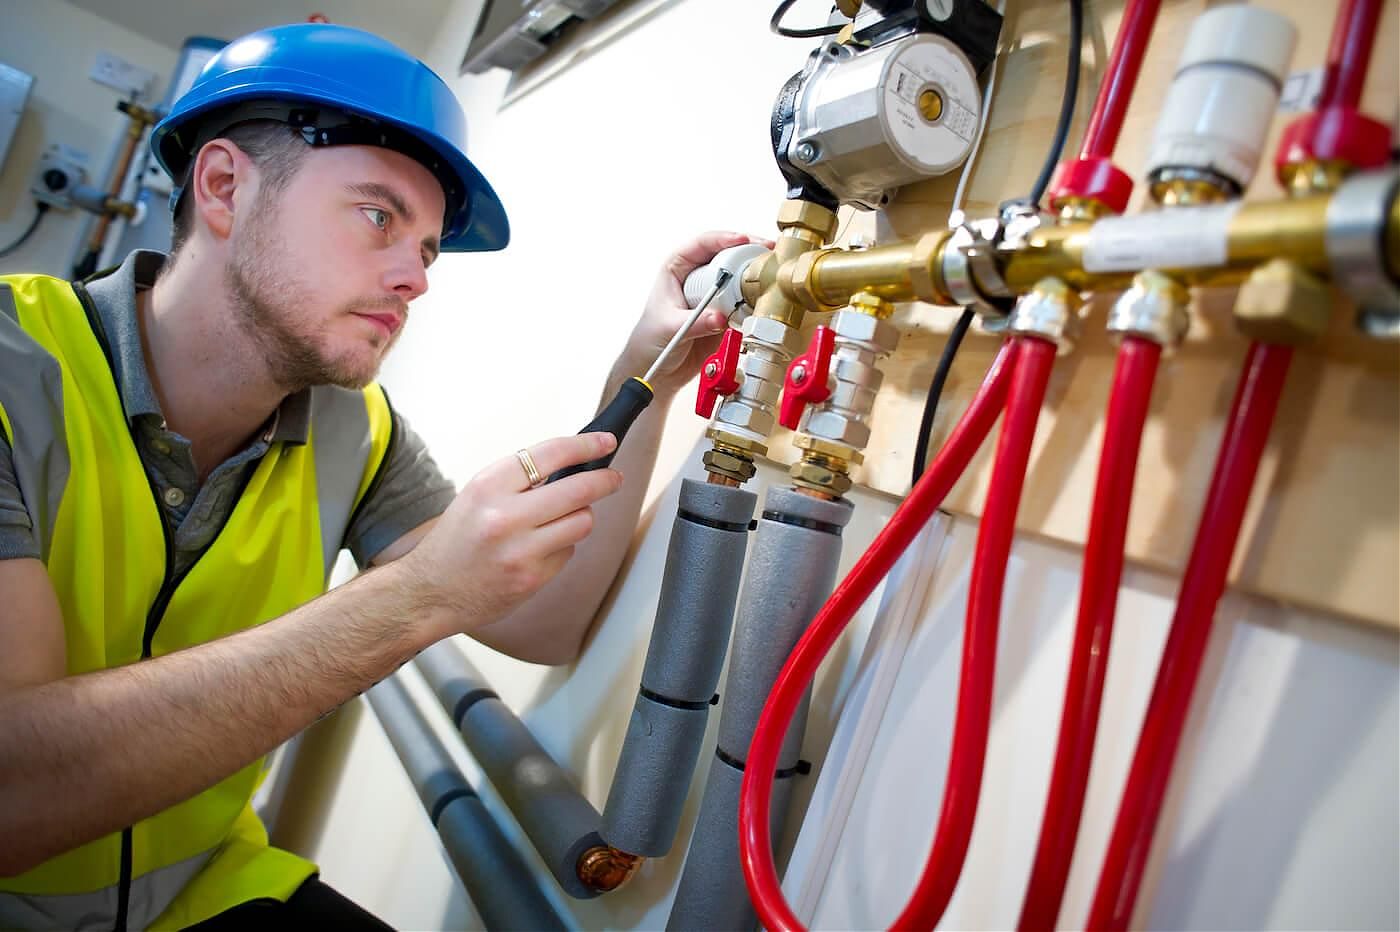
[1083,203,1242,273]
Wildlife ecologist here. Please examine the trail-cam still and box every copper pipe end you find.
[577,845,644,893]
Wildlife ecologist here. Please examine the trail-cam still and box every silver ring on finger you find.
[515,448,546,489]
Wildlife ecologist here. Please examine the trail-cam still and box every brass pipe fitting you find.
[577,845,644,893]
[1107,270,1191,349]
[846,291,894,319]
[1151,175,1233,207]
[1281,158,1351,198]
[1007,277,1083,354]
[790,451,854,498]
[782,232,958,309]
[1056,196,1115,223]
[786,294,899,498]
[702,444,758,484]
[1233,258,1332,345]
[781,189,1380,307]
[1002,194,1339,293]
[705,199,838,475]
[753,199,839,329]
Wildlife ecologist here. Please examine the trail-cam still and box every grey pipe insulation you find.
[668,485,854,931]
[599,479,758,857]
[413,641,607,900]
[364,675,568,931]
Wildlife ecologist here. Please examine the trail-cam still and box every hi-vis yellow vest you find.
[0,274,395,930]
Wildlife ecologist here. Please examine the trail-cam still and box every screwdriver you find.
[547,269,734,483]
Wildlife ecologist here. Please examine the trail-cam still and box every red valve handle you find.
[696,327,744,418]
[779,325,836,430]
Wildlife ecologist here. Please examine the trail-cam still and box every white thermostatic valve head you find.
[683,242,770,320]
[787,33,980,210]
[1145,5,1297,198]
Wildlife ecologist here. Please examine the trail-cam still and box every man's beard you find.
[225,198,400,392]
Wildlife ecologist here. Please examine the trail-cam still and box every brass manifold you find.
[739,188,1399,314]
[709,179,1398,495]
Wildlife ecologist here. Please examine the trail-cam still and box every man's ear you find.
[189,139,255,243]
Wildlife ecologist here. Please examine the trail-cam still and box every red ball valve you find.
[778,326,835,430]
[696,327,743,418]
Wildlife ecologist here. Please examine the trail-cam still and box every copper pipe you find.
[81,102,161,263]
[576,845,643,893]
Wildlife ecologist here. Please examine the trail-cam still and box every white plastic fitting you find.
[1145,5,1297,195]
[682,242,769,320]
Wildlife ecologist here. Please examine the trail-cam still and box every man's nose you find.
[386,244,429,300]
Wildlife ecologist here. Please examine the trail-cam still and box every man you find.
[0,22,757,930]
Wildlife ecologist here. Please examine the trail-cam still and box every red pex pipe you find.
[1079,0,1161,161]
[1085,342,1293,930]
[1017,336,1163,931]
[894,335,1058,929]
[1318,0,1383,111]
[738,340,1017,932]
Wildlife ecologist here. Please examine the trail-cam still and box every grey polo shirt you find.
[0,249,455,576]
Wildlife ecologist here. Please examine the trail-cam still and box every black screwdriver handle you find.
[546,377,655,483]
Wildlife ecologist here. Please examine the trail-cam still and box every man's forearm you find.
[0,559,444,876]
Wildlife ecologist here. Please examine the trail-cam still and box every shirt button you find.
[163,487,186,508]
[152,439,171,455]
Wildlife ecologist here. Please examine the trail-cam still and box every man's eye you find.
[362,207,390,230]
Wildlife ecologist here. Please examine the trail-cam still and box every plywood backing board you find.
[762,0,1400,630]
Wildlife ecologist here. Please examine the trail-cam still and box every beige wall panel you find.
[762,0,1400,630]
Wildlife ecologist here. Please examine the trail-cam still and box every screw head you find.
[791,364,807,385]
[795,142,817,163]
[704,362,718,379]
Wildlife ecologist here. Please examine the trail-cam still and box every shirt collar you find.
[82,250,311,446]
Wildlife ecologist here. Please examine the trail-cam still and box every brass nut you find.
[777,199,839,240]
[908,230,952,305]
[1150,176,1230,207]
[741,251,776,308]
[702,447,758,482]
[1281,159,1349,198]
[1007,276,1082,354]
[790,456,853,497]
[1233,258,1332,345]
[786,249,841,312]
[806,409,871,449]
[742,314,799,353]
[831,309,900,353]
[846,292,894,319]
[708,432,766,456]
[1054,196,1112,223]
[794,433,864,465]
[1108,270,1190,348]
[834,0,861,16]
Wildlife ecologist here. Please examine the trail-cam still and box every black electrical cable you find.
[0,202,50,260]
[771,0,845,39]
[1028,0,1083,206]
[910,307,975,485]
[910,0,1083,486]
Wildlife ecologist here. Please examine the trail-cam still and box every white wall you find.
[0,0,178,277]
[261,0,1398,928]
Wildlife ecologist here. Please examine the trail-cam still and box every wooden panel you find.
[763,0,1400,630]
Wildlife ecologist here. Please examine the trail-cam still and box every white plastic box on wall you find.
[0,63,34,176]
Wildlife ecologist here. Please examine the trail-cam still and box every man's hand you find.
[402,432,623,640]
[616,231,774,399]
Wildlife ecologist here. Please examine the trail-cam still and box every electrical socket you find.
[31,144,90,209]
[90,51,157,99]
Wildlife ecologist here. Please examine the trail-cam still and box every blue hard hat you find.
[150,23,508,252]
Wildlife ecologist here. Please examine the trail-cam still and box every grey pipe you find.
[365,676,567,931]
[415,642,604,900]
[668,486,853,932]
[601,479,757,856]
